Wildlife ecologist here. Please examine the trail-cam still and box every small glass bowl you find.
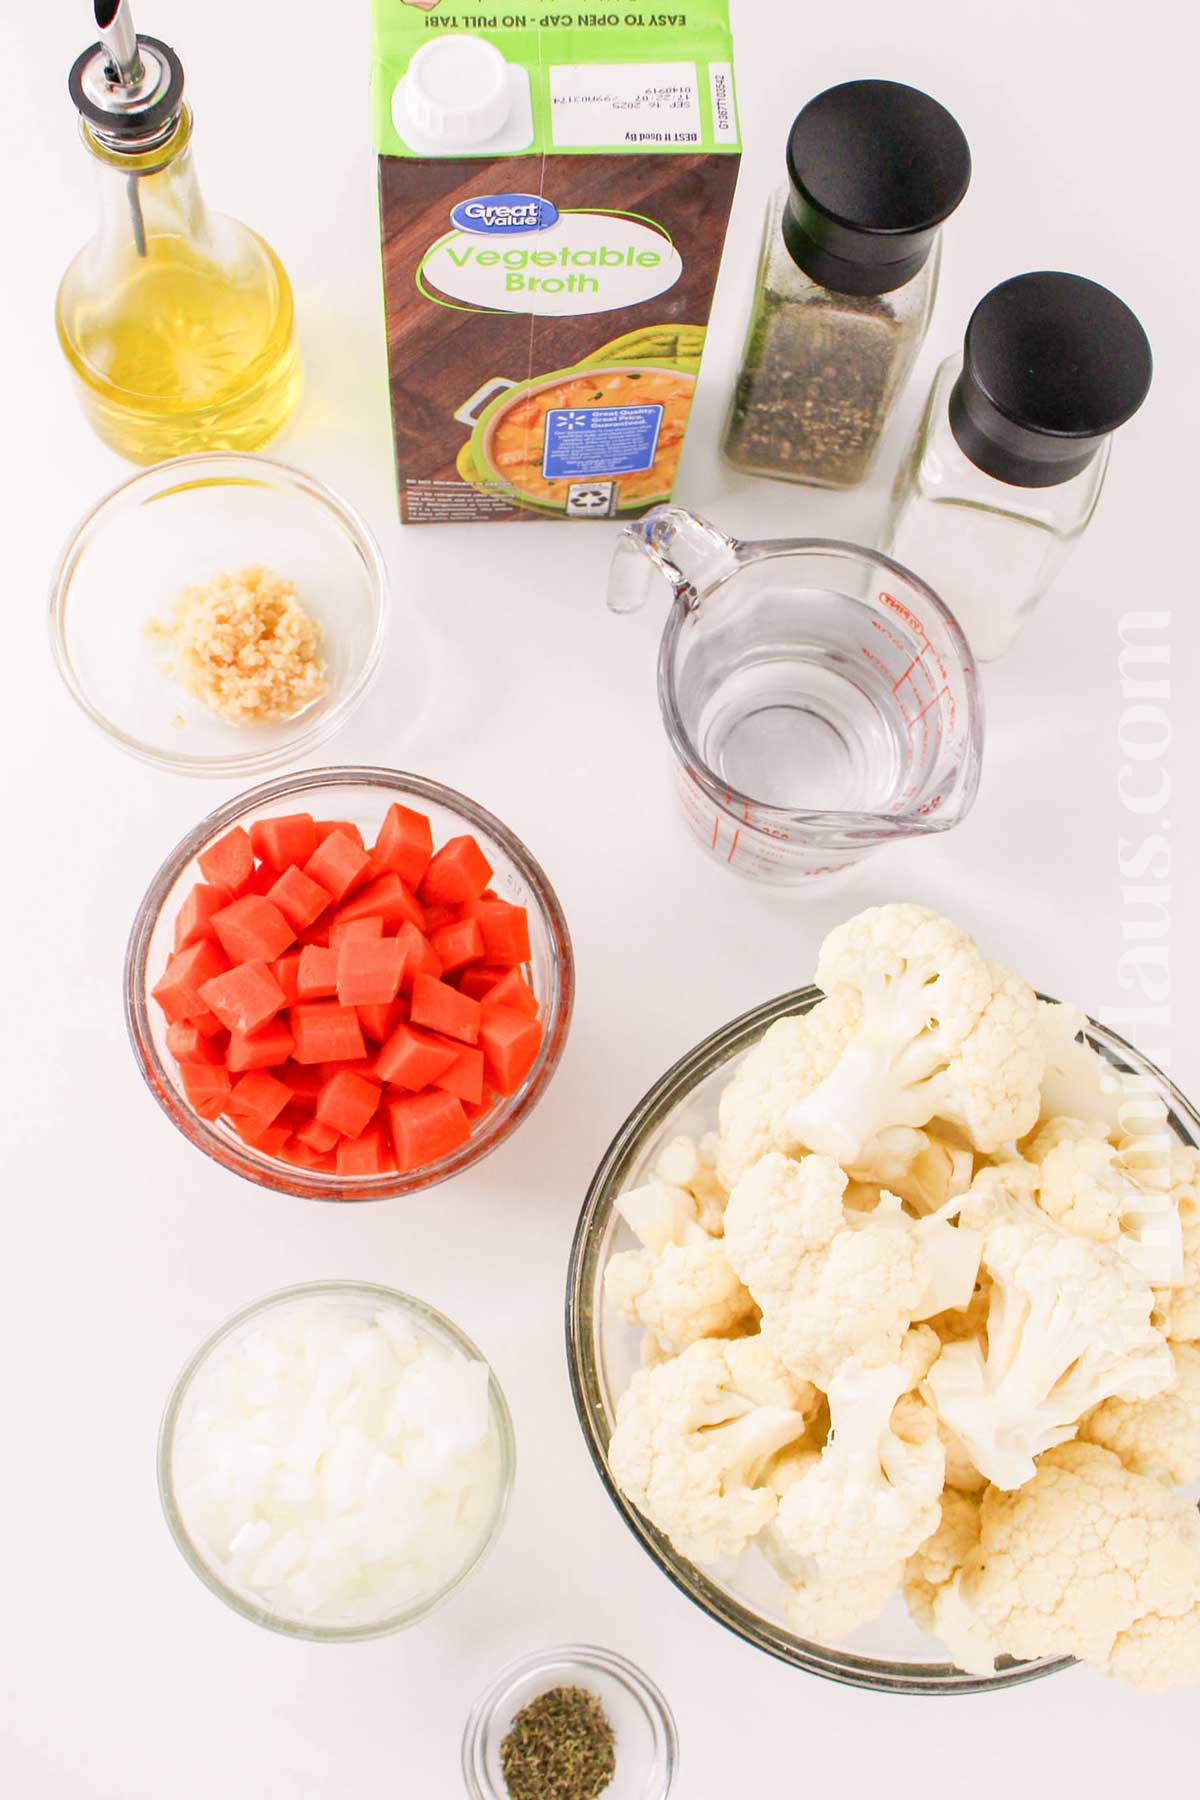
[158,1282,515,1640]
[125,766,574,1199]
[462,1644,678,1800]
[567,987,1200,1695]
[49,452,391,776]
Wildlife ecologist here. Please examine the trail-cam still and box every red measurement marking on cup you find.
[727,828,741,864]
[907,685,950,730]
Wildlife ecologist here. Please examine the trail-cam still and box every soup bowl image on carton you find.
[371,2,740,524]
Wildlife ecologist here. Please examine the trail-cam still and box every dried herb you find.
[724,287,903,487]
[500,1685,616,1800]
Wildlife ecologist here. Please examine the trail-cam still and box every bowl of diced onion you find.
[158,1282,515,1639]
[566,987,1200,1695]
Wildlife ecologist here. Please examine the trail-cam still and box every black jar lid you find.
[949,272,1153,488]
[782,79,971,297]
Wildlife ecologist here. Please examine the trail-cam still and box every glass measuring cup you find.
[609,507,983,883]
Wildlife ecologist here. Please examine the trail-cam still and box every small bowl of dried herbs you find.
[462,1644,677,1800]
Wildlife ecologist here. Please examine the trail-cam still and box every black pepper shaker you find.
[722,79,971,489]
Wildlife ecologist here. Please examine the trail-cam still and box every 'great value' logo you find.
[449,193,560,235]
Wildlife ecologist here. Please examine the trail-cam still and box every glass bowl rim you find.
[157,1279,516,1642]
[565,983,1200,1696]
[124,764,575,1201]
[47,450,390,777]
[461,1641,679,1800]
[657,536,984,842]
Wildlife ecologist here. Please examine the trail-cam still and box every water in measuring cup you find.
[685,591,914,813]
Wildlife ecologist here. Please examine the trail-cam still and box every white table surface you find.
[6,1,1196,1792]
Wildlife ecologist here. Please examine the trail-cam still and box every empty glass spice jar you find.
[722,79,971,490]
[883,272,1153,661]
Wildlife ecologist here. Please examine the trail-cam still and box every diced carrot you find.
[369,804,433,889]
[226,1018,296,1072]
[151,939,230,1024]
[422,904,459,934]
[337,937,406,1007]
[462,898,532,966]
[336,1124,393,1176]
[242,863,280,897]
[386,1089,470,1172]
[271,952,302,1006]
[211,895,295,963]
[396,922,442,994]
[279,1139,336,1172]
[178,1062,232,1121]
[165,1020,227,1064]
[434,1045,485,1106]
[314,819,365,851]
[267,865,331,932]
[329,915,383,954]
[480,967,539,1017]
[199,959,286,1035]
[229,1068,292,1136]
[173,882,229,951]
[409,974,481,1045]
[296,944,339,1000]
[279,1062,325,1105]
[356,998,406,1042]
[479,1006,543,1095]
[290,1002,366,1065]
[304,830,370,903]
[235,1118,292,1156]
[457,964,511,1001]
[197,826,254,892]
[430,916,485,972]
[374,1022,460,1089]
[296,1115,340,1153]
[419,834,494,906]
[333,872,424,933]
[250,813,317,870]
[316,1068,380,1138]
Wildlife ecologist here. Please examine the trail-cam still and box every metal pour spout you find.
[95,0,145,89]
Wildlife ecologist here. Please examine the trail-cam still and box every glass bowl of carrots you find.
[125,766,574,1199]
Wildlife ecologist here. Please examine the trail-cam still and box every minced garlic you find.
[152,566,327,724]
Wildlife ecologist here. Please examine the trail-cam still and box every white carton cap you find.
[397,36,512,149]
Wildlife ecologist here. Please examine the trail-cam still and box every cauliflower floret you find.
[605,1172,757,1353]
[607,1338,815,1566]
[1153,1146,1200,1343]
[716,988,862,1189]
[950,1442,1200,1678]
[1026,1116,1183,1286]
[780,1560,906,1641]
[653,1132,729,1236]
[927,1176,1174,1489]
[1108,1599,1200,1692]
[772,1330,946,1583]
[723,1152,980,1386]
[887,1132,975,1216]
[903,1488,983,1634]
[1078,1341,1200,1484]
[786,905,1044,1170]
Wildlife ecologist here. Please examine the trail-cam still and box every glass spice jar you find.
[722,79,971,490]
[883,272,1153,661]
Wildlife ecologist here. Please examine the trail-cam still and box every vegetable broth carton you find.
[371,1,740,522]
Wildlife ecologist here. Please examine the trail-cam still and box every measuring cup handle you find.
[453,377,517,429]
[607,505,739,614]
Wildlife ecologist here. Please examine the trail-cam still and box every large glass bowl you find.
[126,767,573,1199]
[159,1282,515,1640]
[566,986,1200,1695]
[49,452,392,776]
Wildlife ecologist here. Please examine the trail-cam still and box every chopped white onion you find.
[171,1297,503,1627]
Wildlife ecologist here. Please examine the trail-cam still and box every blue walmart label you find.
[450,193,559,235]
[542,405,664,479]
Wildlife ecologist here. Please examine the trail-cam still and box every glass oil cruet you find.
[57,0,302,463]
